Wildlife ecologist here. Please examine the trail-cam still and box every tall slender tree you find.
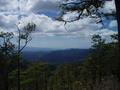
[16,22,36,90]
[0,32,15,90]
[114,0,120,49]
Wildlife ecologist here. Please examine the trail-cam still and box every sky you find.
[0,0,118,49]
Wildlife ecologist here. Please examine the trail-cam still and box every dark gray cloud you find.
[0,0,8,5]
[30,0,59,14]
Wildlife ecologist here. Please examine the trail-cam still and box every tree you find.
[9,62,49,90]
[16,22,36,90]
[0,32,15,90]
[114,0,120,50]
[57,0,104,21]
[78,34,119,90]
[57,0,118,46]
[49,64,75,90]
[114,0,120,83]
[0,22,36,90]
[57,0,120,82]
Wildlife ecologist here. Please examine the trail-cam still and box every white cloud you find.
[100,0,116,13]
[29,0,59,13]
[0,0,18,11]
[0,14,18,30]
[18,14,64,32]
[17,13,116,38]
[0,0,118,39]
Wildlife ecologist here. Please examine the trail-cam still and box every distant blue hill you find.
[23,47,58,52]
[22,48,90,64]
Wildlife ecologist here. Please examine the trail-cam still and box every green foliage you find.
[48,64,75,90]
[5,34,120,90]
[78,34,119,90]
[0,32,15,57]
[20,63,49,90]
[20,23,36,41]
[0,32,16,90]
[0,22,36,90]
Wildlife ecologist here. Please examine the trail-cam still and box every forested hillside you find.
[6,34,120,90]
[23,49,90,64]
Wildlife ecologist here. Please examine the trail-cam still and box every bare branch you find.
[57,0,107,26]
[19,39,28,53]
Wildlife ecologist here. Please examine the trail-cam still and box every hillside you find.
[22,48,90,64]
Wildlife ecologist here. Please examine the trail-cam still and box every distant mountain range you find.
[22,47,90,64]
[23,47,58,52]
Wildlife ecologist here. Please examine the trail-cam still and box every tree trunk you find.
[0,60,8,90]
[115,0,120,49]
[114,0,120,83]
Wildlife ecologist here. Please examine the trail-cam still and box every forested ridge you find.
[0,34,119,90]
[22,49,90,64]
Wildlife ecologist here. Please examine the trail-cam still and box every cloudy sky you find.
[0,0,118,49]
